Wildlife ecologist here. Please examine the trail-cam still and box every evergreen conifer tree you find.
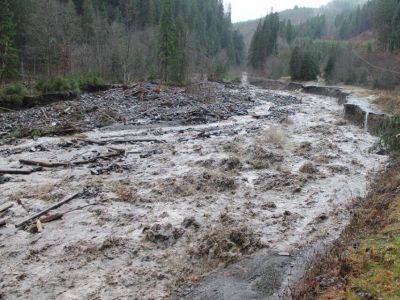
[324,53,336,83]
[157,0,187,85]
[81,0,95,42]
[285,20,295,45]
[248,12,280,70]
[0,0,18,82]
[289,46,302,80]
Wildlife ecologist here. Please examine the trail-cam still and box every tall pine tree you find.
[248,12,280,70]
[157,0,187,84]
[0,0,18,82]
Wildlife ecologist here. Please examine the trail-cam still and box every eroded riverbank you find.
[0,82,388,299]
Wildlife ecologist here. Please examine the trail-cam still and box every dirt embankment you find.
[296,159,400,299]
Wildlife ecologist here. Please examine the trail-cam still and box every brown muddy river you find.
[0,81,387,299]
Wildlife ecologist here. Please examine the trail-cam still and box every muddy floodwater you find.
[0,82,387,299]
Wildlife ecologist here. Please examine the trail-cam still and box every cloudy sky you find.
[225,0,331,22]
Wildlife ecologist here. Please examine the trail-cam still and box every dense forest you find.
[246,0,400,89]
[0,0,245,85]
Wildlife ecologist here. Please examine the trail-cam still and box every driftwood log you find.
[19,148,124,168]
[15,192,81,228]
[77,137,165,145]
[0,168,37,175]
[0,202,13,213]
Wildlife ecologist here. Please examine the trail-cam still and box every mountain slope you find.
[235,0,368,48]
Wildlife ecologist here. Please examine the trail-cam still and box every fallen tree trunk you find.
[0,169,35,175]
[0,202,13,213]
[19,149,124,168]
[18,160,68,168]
[77,137,165,145]
[15,192,80,228]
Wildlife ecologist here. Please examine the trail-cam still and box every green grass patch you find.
[343,196,400,299]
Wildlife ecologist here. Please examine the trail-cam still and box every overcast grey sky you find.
[225,0,331,22]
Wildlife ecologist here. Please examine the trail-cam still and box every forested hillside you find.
[247,0,400,89]
[235,0,368,48]
[0,0,244,85]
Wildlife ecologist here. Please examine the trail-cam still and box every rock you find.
[261,201,277,210]
[182,217,200,229]
[59,141,74,148]
[0,175,11,185]
[159,212,169,218]
[140,149,163,159]
[316,213,328,223]
[29,145,47,152]
[220,156,242,171]
[144,223,185,247]
[292,186,302,193]
[299,162,318,174]
[328,165,350,175]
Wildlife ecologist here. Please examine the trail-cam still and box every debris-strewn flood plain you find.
[0,81,388,299]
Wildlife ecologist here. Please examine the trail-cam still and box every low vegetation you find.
[0,83,29,107]
[380,116,400,153]
[301,161,400,299]
[35,74,104,94]
[343,218,400,299]
[0,74,105,110]
[374,91,400,115]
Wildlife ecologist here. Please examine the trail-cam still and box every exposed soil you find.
[0,81,388,299]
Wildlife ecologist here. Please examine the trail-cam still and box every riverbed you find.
[0,81,387,299]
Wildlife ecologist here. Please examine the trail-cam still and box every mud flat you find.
[0,82,387,299]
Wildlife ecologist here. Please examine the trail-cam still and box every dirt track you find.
[0,82,387,299]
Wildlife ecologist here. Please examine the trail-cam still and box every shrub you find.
[35,74,104,94]
[358,69,369,85]
[344,70,357,85]
[78,73,104,86]
[35,76,78,93]
[380,116,400,152]
[208,52,228,82]
[52,76,78,92]
[0,83,29,106]
[373,72,398,90]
